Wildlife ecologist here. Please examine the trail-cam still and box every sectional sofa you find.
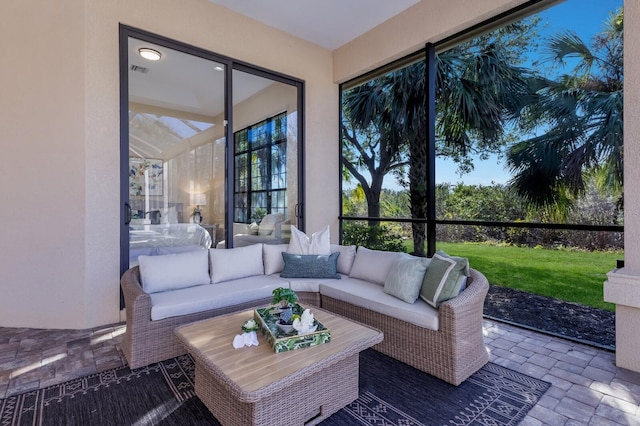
[120,242,489,385]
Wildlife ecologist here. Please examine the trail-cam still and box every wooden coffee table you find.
[175,307,383,426]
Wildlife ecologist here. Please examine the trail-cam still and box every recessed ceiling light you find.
[138,48,162,61]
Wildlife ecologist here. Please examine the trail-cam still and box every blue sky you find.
[430,0,623,188]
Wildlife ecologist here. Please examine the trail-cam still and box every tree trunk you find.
[365,179,382,229]
[409,127,428,257]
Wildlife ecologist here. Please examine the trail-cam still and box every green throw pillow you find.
[383,257,430,304]
[436,249,470,275]
[420,253,469,308]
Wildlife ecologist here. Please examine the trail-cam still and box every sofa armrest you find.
[273,221,282,239]
[121,266,152,326]
[438,268,489,336]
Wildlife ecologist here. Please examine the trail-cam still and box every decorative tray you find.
[254,304,331,353]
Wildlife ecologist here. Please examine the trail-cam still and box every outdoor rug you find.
[0,349,549,426]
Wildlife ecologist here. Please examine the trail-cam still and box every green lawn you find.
[407,241,620,311]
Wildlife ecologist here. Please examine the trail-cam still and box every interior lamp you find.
[191,193,207,224]
[138,48,162,61]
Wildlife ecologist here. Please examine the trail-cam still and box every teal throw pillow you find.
[280,252,341,279]
[383,257,430,304]
[420,253,469,308]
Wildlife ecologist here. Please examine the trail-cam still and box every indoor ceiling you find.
[128,0,423,157]
[207,0,421,50]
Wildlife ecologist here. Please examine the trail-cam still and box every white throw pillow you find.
[330,244,357,275]
[287,225,330,255]
[263,243,289,274]
[210,243,264,284]
[138,250,210,294]
[349,247,406,286]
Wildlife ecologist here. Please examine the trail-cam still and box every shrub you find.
[342,223,406,252]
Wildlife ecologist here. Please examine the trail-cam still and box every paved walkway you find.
[1,319,639,425]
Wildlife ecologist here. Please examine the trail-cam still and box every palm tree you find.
[507,8,623,211]
[342,20,539,255]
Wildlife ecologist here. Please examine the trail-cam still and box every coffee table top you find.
[175,306,383,401]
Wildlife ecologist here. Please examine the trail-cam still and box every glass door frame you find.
[119,26,305,303]
[229,63,305,245]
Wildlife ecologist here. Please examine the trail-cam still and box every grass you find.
[406,241,620,311]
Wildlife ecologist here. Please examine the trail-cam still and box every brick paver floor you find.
[1,319,639,425]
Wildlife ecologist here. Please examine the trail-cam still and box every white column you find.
[603,1,640,373]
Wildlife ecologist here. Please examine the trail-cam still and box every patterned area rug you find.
[0,349,549,426]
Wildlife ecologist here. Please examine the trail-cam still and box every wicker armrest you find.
[120,266,152,325]
[438,268,489,335]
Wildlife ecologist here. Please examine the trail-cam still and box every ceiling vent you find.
[130,64,149,74]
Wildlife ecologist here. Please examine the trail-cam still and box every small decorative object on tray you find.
[232,319,260,349]
[293,309,318,335]
[241,319,260,333]
[255,288,330,352]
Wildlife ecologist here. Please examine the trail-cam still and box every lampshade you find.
[191,193,207,206]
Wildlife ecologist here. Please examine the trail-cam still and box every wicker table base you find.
[175,308,383,426]
[195,353,359,425]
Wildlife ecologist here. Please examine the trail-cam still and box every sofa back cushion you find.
[139,250,210,293]
[210,243,264,284]
[330,244,356,275]
[349,247,406,285]
[263,243,289,274]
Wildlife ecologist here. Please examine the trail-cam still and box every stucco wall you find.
[1,0,337,329]
[0,0,88,328]
[623,0,639,271]
[333,0,532,83]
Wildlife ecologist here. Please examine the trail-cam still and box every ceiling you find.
[207,0,421,50]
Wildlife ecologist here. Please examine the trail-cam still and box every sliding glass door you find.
[120,26,305,280]
[125,36,225,267]
[230,69,301,248]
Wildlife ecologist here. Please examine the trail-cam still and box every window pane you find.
[232,67,298,248]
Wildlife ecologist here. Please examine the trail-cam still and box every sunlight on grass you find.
[406,241,620,311]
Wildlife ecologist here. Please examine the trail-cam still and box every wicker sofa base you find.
[120,267,273,369]
[322,285,488,386]
[121,263,489,385]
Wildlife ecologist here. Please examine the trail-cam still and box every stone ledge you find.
[604,268,640,308]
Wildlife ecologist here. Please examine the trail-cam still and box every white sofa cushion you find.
[284,274,347,293]
[287,225,330,255]
[138,250,210,294]
[156,245,206,255]
[349,247,406,285]
[263,243,289,274]
[330,244,356,275]
[149,275,286,321]
[319,278,439,330]
[209,243,264,284]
